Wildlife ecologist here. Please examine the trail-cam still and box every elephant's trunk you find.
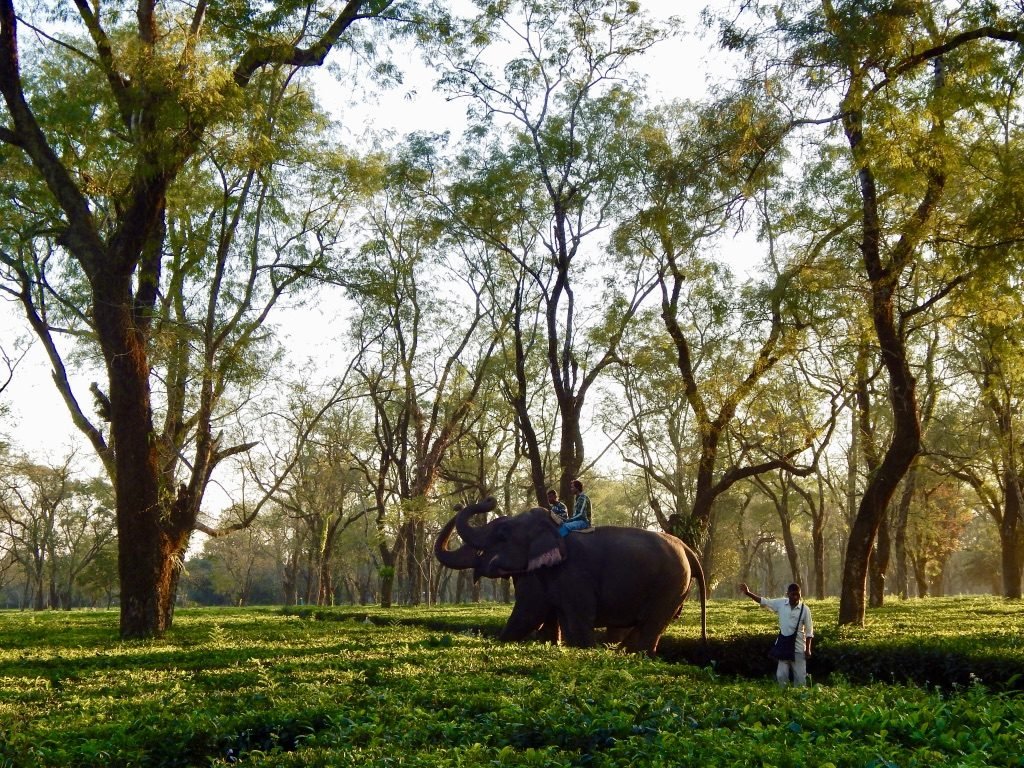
[454,497,498,549]
[434,510,479,570]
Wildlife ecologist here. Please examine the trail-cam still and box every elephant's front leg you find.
[500,595,549,642]
[535,617,560,644]
[558,613,596,648]
[501,575,559,642]
[557,594,598,648]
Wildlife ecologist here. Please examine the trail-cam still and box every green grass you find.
[1,598,1022,767]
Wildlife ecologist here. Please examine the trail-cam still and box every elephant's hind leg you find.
[621,624,663,655]
[622,601,682,655]
[558,611,597,648]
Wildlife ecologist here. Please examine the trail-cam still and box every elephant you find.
[434,497,707,655]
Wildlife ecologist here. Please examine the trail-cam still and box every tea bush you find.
[1,597,1021,767]
[291,595,1024,690]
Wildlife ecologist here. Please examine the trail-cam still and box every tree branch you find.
[872,26,1024,96]
[233,0,396,86]
[0,123,20,146]
[0,248,114,476]
[0,0,104,271]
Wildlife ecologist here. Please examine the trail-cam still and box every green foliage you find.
[1,599,1022,767]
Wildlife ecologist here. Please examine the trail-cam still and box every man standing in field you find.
[739,582,814,687]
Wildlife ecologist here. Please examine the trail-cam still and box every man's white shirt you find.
[761,597,813,655]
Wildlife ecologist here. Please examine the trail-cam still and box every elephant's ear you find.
[526,510,565,571]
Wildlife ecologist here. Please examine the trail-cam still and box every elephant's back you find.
[581,526,690,573]
[589,525,687,551]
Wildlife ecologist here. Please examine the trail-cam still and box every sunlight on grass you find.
[0,598,1022,767]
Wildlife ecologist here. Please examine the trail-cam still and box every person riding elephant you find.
[435,497,707,655]
[547,489,568,521]
[558,478,592,536]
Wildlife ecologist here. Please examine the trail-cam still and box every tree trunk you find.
[112,360,184,638]
[912,556,928,597]
[379,568,395,608]
[118,523,183,638]
[1001,470,1023,599]
[778,509,800,586]
[839,404,919,625]
[868,516,890,607]
[508,285,550,506]
[403,519,426,606]
[91,266,186,638]
[556,398,585,503]
[689,487,716,554]
[33,568,45,611]
[282,548,298,606]
[378,515,398,609]
[837,82,936,625]
[813,474,827,599]
[893,467,917,599]
[812,521,826,599]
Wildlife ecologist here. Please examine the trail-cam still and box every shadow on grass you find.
[291,605,1024,692]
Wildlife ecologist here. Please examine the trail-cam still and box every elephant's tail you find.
[685,545,708,643]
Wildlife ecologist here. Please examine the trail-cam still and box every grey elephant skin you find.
[434,497,707,655]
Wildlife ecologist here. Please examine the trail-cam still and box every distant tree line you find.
[0,449,117,609]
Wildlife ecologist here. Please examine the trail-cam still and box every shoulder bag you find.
[768,604,805,662]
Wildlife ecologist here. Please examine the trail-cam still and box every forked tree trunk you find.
[838,343,921,624]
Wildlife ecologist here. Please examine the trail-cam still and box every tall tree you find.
[905,474,974,597]
[601,309,698,531]
[432,0,665,502]
[345,139,502,605]
[0,0,403,637]
[939,316,1024,599]
[709,0,1024,624]
[616,97,824,550]
[938,49,1024,598]
[251,400,373,606]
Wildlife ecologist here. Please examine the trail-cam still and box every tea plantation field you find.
[1,597,1021,767]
